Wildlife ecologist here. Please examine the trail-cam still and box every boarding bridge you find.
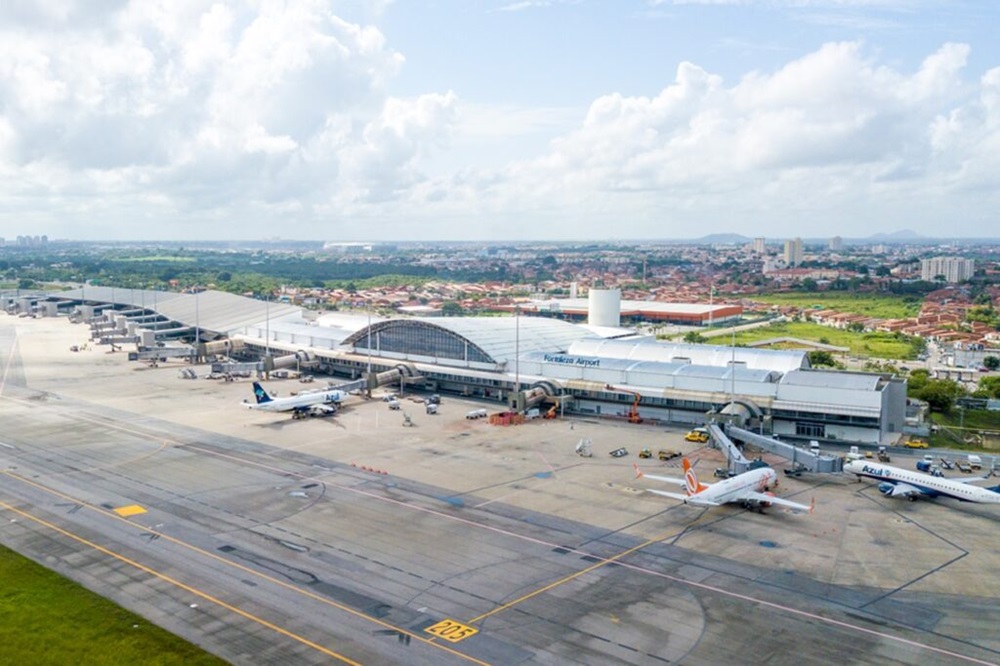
[330,379,367,394]
[128,347,196,361]
[210,361,263,376]
[706,424,754,474]
[96,335,139,347]
[726,425,844,473]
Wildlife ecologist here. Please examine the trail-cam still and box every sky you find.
[0,0,998,242]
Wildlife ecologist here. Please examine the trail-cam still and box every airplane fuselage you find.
[844,460,1000,504]
[247,382,346,413]
[697,467,775,506]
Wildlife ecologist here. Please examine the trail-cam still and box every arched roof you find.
[567,338,809,372]
[343,316,594,365]
[50,287,300,336]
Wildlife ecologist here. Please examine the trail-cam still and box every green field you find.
[749,293,921,319]
[0,544,226,665]
[928,410,1000,449]
[725,321,921,360]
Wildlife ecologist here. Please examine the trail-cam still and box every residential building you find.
[920,257,975,283]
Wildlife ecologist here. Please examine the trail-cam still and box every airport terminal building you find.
[16,286,906,445]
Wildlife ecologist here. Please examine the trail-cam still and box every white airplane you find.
[245,381,346,417]
[844,460,1000,503]
[633,458,813,514]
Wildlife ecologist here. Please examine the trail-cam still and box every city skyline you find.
[1,1,998,241]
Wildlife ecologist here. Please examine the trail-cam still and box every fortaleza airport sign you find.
[543,354,601,367]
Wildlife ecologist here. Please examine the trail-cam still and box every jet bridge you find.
[726,425,843,473]
[706,424,755,474]
[128,347,196,361]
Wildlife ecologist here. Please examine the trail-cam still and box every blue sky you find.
[0,1,998,242]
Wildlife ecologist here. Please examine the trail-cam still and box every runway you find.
[2,319,999,665]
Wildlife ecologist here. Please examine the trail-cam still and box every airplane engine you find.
[877,482,895,495]
[744,491,776,512]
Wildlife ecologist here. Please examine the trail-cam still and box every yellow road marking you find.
[113,504,147,517]
[466,531,673,625]
[0,498,362,666]
[425,619,479,643]
[0,470,488,665]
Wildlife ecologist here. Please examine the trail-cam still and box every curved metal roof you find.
[52,287,301,336]
[344,316,594,365]
[567,338,809,372]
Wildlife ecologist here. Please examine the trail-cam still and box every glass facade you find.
[354,321,493,365]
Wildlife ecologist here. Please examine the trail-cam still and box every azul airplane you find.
[633,458,813,514]
[245,381,347,417]
[844,459,1000,503]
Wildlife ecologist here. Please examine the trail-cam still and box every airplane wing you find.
[644,489,722,506]
[743,491,814,513]
[888,483,922,498]
[951,475,994,485]
[639,472,688,487]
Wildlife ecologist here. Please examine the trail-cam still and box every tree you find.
[975,375,1000,399]
[441,301,463,317]
[684,331,707,344]
[984,356,1000,371]
[907,368,930,394]
[801,277,818,292]
[808,351,836,367]
[915,378,965,413]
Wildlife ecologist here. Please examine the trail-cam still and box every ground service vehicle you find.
[685,428,710,443]
[658,449,681,461]
[639,448,653,459]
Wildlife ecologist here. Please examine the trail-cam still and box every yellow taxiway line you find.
[0,498,362,666]
[0,470,489,665]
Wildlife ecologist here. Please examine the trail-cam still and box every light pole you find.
[366,300,373,397]
[194,288,200,362]
[515,304,520,401]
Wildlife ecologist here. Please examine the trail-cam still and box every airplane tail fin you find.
[682,458,709,496]
[251,382,273,404]
[633,463,644,480]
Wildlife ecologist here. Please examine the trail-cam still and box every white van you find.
[967,454,983,470]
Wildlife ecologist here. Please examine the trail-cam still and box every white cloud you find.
[0,3,997,241]
[0,0,445,235]
[402,41,1000,239]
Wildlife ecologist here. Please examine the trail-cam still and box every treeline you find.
[0,249,510,295]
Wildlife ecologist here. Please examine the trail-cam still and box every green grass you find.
[725,321,920,360]
[0,544,226,665]
[750,293,921,319]
[929,410,1000,450]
